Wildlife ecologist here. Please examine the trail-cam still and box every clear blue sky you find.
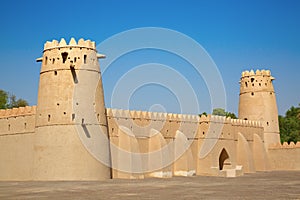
[0,0,299,115]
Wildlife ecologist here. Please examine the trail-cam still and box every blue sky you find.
[0,0,299,115]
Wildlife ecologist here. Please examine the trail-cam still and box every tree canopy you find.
[0,89,28,109]
[212,108,237,119]
[279,104,300,143]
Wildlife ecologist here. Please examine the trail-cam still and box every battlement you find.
[43,38,96,51]
[269,142,300,149]
[230,118,263,127]
[105,108,263,128]
[0,106,36,119]
[106,108,199,123]
[241,69,272,78]
[239,69,276,94]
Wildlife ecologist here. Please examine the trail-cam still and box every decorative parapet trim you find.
[43,38,96,51]
[269,142,300,149]
[241,69,272,78]
[0,106,36,118]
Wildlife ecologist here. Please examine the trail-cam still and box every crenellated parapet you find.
[0,106,36,119]
[0,106,36,135]
[230,118,262,128]
[37,37,105,74]
[43,38,96,51]
[240,69,275,94]
[106,108,200,123]
[106,108,264,128]
[269,142,300,149]
[241,69,271,78]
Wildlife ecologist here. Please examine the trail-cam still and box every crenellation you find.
[59,38,67,47]
[142,111,148,119]
[269,141,300,149]
[0,106,36,119]
[210,115,226,123]
[123,110,131,118]
[69,37,77,46]
[106,108,112,117]
[43,38,97,51]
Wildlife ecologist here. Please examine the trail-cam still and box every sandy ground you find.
[0,171,299,200]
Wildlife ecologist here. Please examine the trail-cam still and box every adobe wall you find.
[0,106,36,180]
[268,142,300,170]
[106,108,267,178]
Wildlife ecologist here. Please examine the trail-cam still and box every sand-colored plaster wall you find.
[268,142,300,170]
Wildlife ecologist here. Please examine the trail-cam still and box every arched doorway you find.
[219,148,231,170]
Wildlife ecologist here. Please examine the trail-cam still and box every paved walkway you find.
[0,171,299,199]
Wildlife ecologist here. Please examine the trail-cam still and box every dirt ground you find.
[0,171,299,200]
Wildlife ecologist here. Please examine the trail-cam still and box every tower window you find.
[48,115,51,122]
[45,56,48,65]
[74,57,77,63]
[84,55,87,64]
[61,52,68,63]
[251,92,254,96]
[251,78,255,82]
[52,58,55,64]
[245,82,248,87]
[54,71,57,75]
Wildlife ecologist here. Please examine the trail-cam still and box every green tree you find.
[0,89,28,109]
[0,90,8,109]
[212,108,237,119]
[225,112,237,119]
[279,104,300,143]
[199,112,207,117]
[212,108,226,116]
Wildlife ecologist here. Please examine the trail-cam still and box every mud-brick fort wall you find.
[268,142,300,170]
[0,106,36,180]
[106,108,268,178]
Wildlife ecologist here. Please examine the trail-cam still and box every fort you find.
[0,38,299,180]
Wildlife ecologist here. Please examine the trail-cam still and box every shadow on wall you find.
[219,148,231,170]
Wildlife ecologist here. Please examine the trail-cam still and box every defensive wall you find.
[0,106,272,179]
[0,106,36,180]
[106,109,268,178]
[268,142,300,170]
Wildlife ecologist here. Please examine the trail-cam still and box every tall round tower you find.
[238,69,280,148]
[34,38,111,180]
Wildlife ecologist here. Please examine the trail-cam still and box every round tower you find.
[34,38,111,180]
[238,69,280,148]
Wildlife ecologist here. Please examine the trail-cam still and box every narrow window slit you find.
[61,52,68,63]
